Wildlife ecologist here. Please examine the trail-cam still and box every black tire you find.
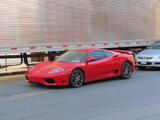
[120,61,133,79]
[137,66,146,70]
[69,69,85,88]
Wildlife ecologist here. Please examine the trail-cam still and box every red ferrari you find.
[25,49,135,88]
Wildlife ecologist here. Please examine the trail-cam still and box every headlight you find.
[135,56,138,60]
[48,68,64,74]
[153,56,160,59]
[29,66,35,71]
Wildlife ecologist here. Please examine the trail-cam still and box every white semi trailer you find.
[0,0,160,68]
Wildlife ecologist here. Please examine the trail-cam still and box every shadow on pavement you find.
[26,77,120,90]
[27,83,70,90]
[136,67,160,71]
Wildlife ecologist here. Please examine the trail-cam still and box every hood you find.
[137,49,160,57]
[31,62,76,75]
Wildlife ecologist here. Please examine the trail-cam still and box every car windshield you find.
[55,51,88,63]
[150,41,160,49]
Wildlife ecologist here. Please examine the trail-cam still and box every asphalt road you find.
[0,68,160,120]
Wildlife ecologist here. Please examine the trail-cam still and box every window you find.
[150,41,160,49]
[103,51,112,58]
[87,51,105,62]
[55,51,88,63]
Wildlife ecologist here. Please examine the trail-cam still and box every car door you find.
[85,51,106,82]
[102,51,119,77]
[85,51,119,82]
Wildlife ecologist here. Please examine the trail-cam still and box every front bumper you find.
[136,59,160,67]
[25,72,70,86]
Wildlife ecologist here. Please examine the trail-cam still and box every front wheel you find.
[69,69,85,88]
[120,61,133,79]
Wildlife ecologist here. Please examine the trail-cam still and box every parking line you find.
[0,90,53,102]
[0,98,9,102]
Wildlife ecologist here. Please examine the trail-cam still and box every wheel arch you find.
[70,68,86,81]
[69,68,86,88]
[120,60,133,79]
[121,59,134,71]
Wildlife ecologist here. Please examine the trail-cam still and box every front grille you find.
[138,57,143,59]
[146,57,153,59]
[138,57,153,60]
[138,62,152,65]
[44,78,55,83]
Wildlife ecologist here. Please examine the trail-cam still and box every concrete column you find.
[154,1,160,40]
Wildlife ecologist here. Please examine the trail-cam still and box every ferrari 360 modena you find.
[25,49,135,88]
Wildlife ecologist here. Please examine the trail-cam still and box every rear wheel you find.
[137,66,146,70]
[69,69,85,88]
[120,61,133,79]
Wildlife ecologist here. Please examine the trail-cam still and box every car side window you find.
[87,51,105,62]
[103,51,113,58]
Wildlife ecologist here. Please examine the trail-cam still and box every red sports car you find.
[25,49,135,88]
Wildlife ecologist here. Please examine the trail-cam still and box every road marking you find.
[0,90,54,102]
[0,74,25,82]
[0,98,8,102]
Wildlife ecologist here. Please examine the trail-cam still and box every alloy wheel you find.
[70,69,84,88]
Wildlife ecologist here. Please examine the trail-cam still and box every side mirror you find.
[86,57,95,63]
[54,56,59,60]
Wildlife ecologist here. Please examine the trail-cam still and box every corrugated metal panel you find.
[0,0,159,48]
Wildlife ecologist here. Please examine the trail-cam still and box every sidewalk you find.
[0,64,28,75]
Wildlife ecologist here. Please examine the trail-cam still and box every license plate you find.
[141,61,147,64]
